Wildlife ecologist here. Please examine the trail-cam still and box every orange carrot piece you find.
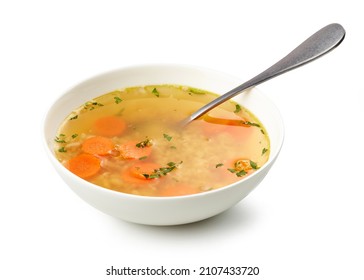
[203,115,247,126]
[81,136,114,156]
[158,184,199,197]
[201,116,253,139]
[92,116,126,137]
[119,141,152,160]
[122,162,160,184]
[68,154,101,179]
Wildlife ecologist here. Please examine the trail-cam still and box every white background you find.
[1,0,363,279]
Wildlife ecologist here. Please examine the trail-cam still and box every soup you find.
[54,85,270,197]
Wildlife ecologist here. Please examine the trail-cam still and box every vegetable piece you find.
[122,162,160,183]
[226,158,259,177]
[234,159,252,171]
[68,154,101,179]
[81,136,114,156]
[188,87,206,95]
[203,115,256,127]
[142,161,182,179]
[152,88,160,97]
[83,101,104,111]
[119,140,152,159]
[114,96,122,104]
[262,148,268,155]
[200,114,257,140]
[92,116,126,137]
[227,168,247,177]
[54,134,66,143]
[58,147,67,153]
[249,160,258,170]
[163,133,172,141]
[135,138,152,148]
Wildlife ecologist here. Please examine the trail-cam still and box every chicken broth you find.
[54,85,270,197]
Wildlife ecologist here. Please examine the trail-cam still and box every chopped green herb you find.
[58,147,67,153]
[143,161,182,179]
[215,163,224,168]
[260,129,265,134]
[250,160,258,170]
[170,146,177,149]
[228,159,254,177]
[240,120,260,127]
[234,104,242,113]
[54,134,66,143]
[84,101,104,111]
[227,167,248,177]
[138,156,148,160]
[262,148,268,155]
[227,168,237,174]
[70,115,78,120]
[236,170,247,177]
[188,87,206,95]
[55,133,78,143]
[163,133,172,141]
[114,96,123,104]
[152,88,160,97]
[136,138,152,148]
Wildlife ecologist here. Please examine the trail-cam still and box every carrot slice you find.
[119,141,152,159]
[158,184,199,197]
[68,154,101,179]
[81,136,114,155]
[92,116,126,137]
[201,116,253,139]
[122,162,160,184]
[81,136,114,156]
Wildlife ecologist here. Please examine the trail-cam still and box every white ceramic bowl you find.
[43,64,284,226]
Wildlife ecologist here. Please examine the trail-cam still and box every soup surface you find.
[54,85,270,196]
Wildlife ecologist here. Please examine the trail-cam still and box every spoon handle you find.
[185,23,345,123]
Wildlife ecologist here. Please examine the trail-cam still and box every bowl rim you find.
[43,63,284,201]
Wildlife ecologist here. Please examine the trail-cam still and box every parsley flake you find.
[188,87,206,95]
[142,161,182,179]
[250,160,258,170]
[236,170,247,177]
[234,104,242,113]
[152,88,160,97]
[84,101,104,111]
[240,120,260,127]
[163,133,172,141]
[114,96,123,104]
[228,168,237,174]
[58,147,67,153]
[136,138,152,148]
[54,134,66,143]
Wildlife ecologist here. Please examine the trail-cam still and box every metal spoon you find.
[182,23,345,125]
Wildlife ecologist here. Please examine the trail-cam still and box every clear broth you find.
[55,85,270,196]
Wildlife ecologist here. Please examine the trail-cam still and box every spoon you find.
[182,23,345,125]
